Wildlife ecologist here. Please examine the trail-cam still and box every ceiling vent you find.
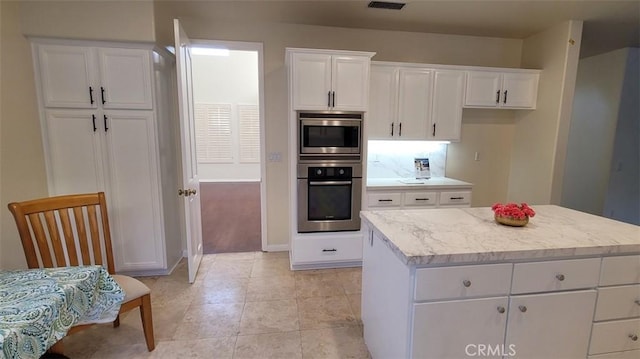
[368,1,406,10]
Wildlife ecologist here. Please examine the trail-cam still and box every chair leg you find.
[113,314,120,328]
[139,294,155,351]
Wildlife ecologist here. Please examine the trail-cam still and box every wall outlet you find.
[268,152,282,162]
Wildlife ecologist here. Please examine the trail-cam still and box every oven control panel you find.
[308,167,352,180]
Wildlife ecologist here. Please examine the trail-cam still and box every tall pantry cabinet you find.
[31,39,182,275]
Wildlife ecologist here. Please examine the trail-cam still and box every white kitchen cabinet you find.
[289,49,374,111]
[465,70,539,109]
[505,290,597,358]
[38,44,153,110]
[368,64,464,141]
[42,109,164,272]
[361,226,616,359]
[430,70,465,141]
[590,255,640,357]
[32,40,180,274]
[368,65,397,139]
[45,110,105,194]
[367,188,471,209]
[412,297,509,358]
[397,68,433,139]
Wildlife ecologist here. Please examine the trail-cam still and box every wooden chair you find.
[7,192,155,353]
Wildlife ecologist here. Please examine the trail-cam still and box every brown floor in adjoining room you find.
[60,252,369,358]
[200,182,261,254]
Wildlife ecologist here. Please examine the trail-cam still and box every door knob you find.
[187,188,197,196]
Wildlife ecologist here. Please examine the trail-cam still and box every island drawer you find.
[292,236,362,264]
[404,192,437,207]
[414,263,512,301]
[438,191,471,206]
[594,284,640,321]
[367,192,402,208]
[511,258,601,294]
[589,318,640,355]
[600,255,640,286]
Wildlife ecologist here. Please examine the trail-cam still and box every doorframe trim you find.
[190,39,268,252]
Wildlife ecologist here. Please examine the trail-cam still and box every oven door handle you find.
[308,181,352,186]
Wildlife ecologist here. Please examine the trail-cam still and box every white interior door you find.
[174,19,203,283]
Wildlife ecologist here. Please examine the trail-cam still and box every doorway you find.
[190,41,266,254]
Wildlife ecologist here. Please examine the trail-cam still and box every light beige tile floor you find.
[62,252,369,358]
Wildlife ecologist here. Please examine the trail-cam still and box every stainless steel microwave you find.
[298,112,363,156]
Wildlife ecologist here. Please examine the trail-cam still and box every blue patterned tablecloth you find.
[0,266,124,359]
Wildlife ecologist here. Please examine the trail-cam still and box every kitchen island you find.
[360,205,640,359]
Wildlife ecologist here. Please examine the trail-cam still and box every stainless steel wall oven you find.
[297,162,362,233]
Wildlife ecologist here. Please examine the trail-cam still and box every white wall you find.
[192,50,260,181]
[507,21,583,204]
[603,48,639,224]
[566,47,640,224]
[561,48,629,216]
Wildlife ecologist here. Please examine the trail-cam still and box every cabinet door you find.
[368,66,397,139]
[98,48,153,110]
[44,110,104,195]
[430,70,465,141]
[502,72,539,109]
[291,53,332,110]
[102,110,164,271]
[505,290,597,359]
[331,55,370,111]
[464,71,501,108]
[38,45,97,109]
[412,297,509,358]
[397,68,432,139]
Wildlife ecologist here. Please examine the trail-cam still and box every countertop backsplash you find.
[367,140,447,179]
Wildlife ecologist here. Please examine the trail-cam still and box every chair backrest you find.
[8,192,116,274]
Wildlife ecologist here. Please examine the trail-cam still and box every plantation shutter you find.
[194,103,233,163]
[238,104,260,163]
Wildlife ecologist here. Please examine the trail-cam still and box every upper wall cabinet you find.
[38,44,153,110]
[464,70,539,109]
[368,63,465,141]
[289,49,375,111]
[430,70,465,141]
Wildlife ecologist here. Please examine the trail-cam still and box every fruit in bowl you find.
[491,203,535,227]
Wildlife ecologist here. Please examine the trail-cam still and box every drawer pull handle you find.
[450,196,464,200]
[518,305,527,313]
[462,280,471,287]
[555,274,565,281]
[378,199,393,202]
[415,198,429,201]
[322,249,337,252]
[497,306,505,314]
[630,334,638,341]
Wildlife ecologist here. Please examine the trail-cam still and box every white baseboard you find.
[262,243,290,252]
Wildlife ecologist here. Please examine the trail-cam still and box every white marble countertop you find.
[360,205,640,266]
[367,177,473,190]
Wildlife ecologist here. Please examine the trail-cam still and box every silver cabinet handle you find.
[629,334,638,341]
[463,280,471,287]
[497,306,505,314]
[556,274,565,281]
[519,305,527,313]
